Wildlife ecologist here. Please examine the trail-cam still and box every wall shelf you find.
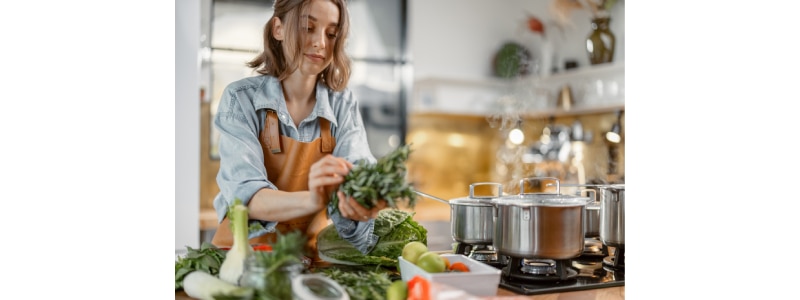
[411,62,625,118]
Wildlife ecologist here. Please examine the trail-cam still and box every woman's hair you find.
[248,0,351,91]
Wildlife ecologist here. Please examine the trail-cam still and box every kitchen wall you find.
[410,0,625,81]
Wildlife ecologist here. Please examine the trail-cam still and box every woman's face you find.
[296,0,340,77]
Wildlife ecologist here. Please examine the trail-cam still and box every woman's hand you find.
[309,155,352,210]
[337,191,388,221]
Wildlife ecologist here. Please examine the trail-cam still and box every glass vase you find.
[586,17,616,65]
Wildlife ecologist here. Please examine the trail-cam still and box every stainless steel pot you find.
[596,184,625,247]
[492,178,590,260]
[414,182,503,245]
[581,189,600,238]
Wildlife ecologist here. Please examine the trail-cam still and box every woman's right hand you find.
[308,154,353,210]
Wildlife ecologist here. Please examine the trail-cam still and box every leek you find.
[219,198,253,285]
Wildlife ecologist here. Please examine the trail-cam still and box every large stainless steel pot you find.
[492,178,590,260]
[414,183,503,245]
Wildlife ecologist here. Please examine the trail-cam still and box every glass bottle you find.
[239,254,268,290]
[585,17,616,65]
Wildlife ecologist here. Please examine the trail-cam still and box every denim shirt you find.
[212,75,379,254]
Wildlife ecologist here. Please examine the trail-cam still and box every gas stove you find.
[489,247,625,295]
[454,243,507,269]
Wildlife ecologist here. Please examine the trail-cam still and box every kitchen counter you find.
[175,285,624,299]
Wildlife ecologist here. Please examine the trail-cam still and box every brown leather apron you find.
[212,109,335,259]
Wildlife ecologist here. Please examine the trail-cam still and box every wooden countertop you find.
[494,286,624,299]
[175,285,624,299]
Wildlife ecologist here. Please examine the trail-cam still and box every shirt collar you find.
[256,75,338,127]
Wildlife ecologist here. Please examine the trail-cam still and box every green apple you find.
[415,252,446,273]
[386,280,407,300]
[402,241,428,264]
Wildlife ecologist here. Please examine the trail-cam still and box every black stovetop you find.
[496,254,624,295]
[464,244,624,296]
[457,240,625,295]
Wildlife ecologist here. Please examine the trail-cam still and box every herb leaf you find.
[330,144,417,213]
[175,242,227,290]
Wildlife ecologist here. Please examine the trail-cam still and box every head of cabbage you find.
[317,209,428,267]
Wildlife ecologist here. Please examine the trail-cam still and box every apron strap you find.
[319,118,333,153]
[264,110,282,154]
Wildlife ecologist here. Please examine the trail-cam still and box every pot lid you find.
[561,183,625,190]
[492,193,590,207]
[449,197,495,206]
[447,182,505,206]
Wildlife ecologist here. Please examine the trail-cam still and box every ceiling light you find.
[509,119,524,145]
[605,110,623,144]
[509,128,524,145]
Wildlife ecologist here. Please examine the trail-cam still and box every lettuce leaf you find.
[317,209,427,267]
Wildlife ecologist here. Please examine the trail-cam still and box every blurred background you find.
[177,0,625,252]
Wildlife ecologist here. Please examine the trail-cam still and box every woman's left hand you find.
[337,191,387,221]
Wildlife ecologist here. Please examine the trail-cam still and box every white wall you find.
[176,0,201,252]
[410,0,625,81]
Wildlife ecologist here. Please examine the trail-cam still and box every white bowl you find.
[398,254,501,297]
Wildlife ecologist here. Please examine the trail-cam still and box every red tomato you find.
[252,244,273,251]
[527,16,544,34]
[449,262,470,272]
[220,244,272,251]
[407,275,431,300]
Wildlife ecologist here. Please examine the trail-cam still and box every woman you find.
[210,0,387,259]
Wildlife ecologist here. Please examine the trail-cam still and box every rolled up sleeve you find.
[213,85,279,235]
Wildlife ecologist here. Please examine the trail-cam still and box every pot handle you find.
[519,177,560,195]
[469,182,504,199]
[412,190,450,206]
[577,189,598,204]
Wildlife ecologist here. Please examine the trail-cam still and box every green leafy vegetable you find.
[175,242,227,290]
[317,209,427,267]
[330,144,417,213]
[319,268,394,300]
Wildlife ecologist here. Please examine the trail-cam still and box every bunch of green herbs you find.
[330,144,417,213]
[318,268,394,300]
[175,242,227,290]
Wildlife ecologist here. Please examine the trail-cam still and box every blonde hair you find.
[247,0,351,91]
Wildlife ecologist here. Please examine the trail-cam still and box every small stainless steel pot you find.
[415,182,503,245]
[596,184,625,247]
[492,178,590,260]
[581,189,600,238]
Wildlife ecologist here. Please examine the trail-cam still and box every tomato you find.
[407,275,431,300]
[527,15,544,34]
[449,262,470,273]
[252,244,272,251]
